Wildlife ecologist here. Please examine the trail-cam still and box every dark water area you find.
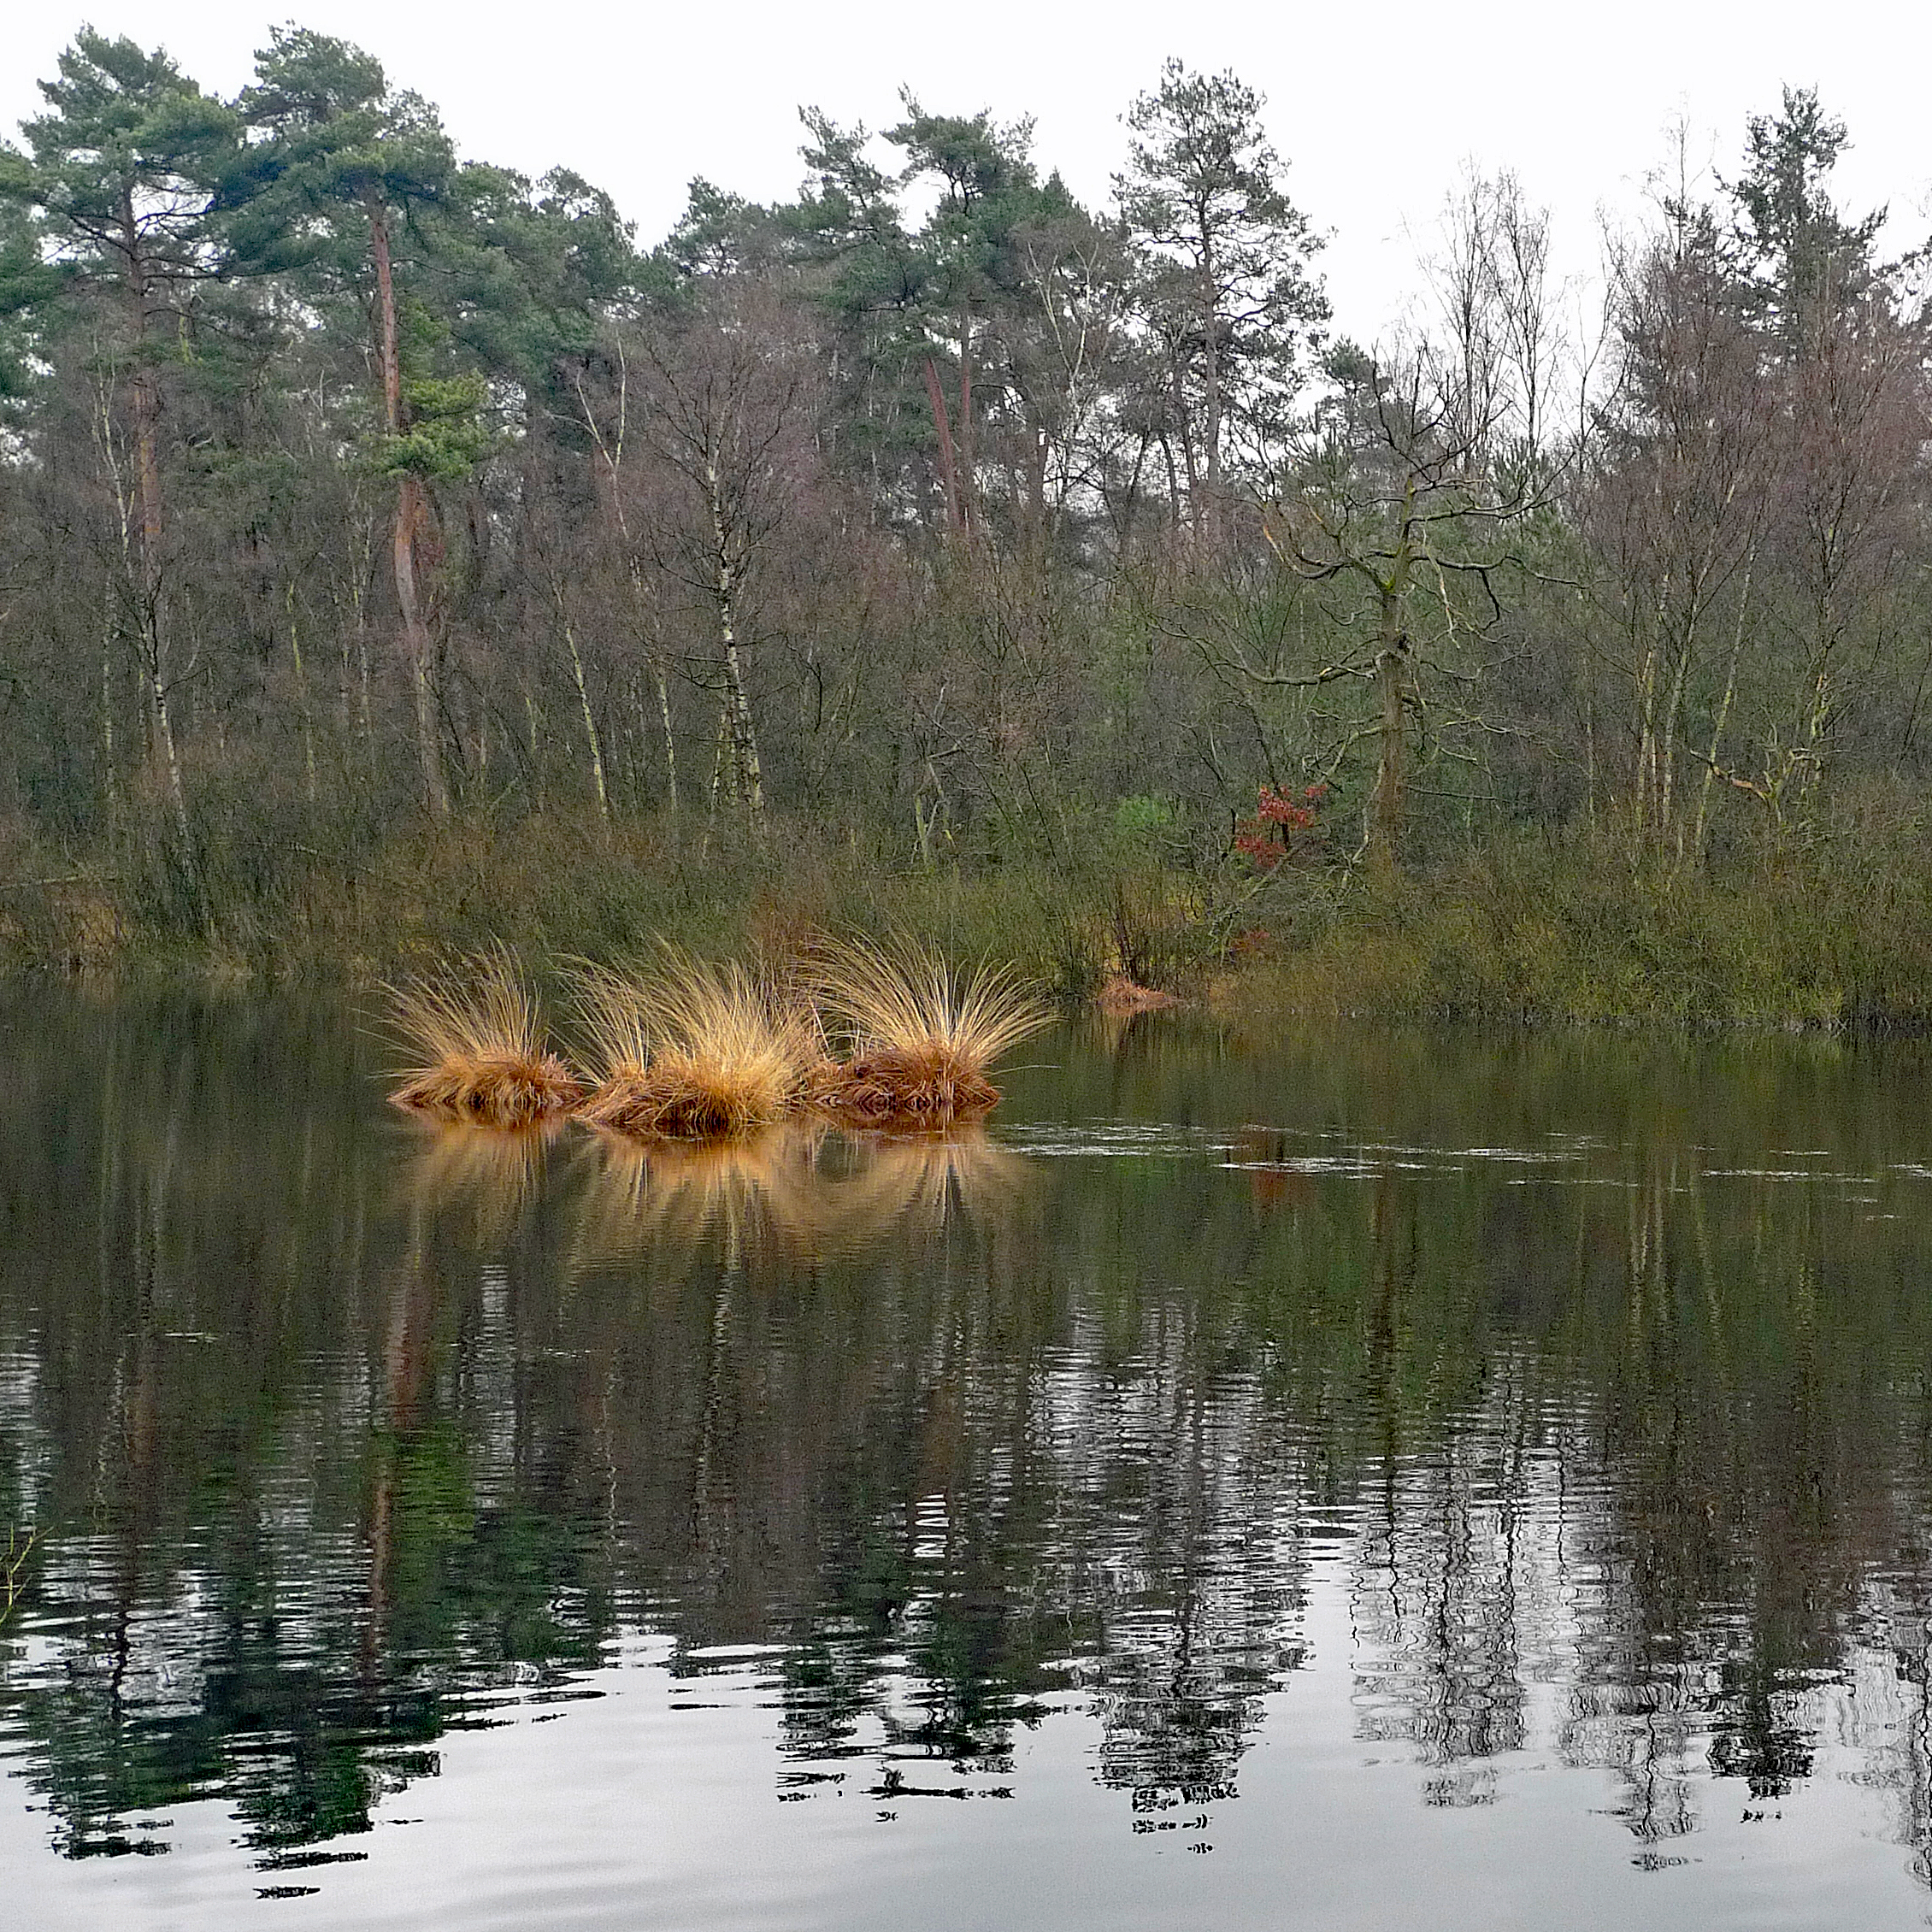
[6,991,1932,1929]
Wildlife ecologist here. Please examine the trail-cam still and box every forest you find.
[2,30,1929,1020]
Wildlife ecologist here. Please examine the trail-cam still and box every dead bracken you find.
[1093,972,1181,1016]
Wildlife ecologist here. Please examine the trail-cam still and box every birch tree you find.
[631,284,821,818]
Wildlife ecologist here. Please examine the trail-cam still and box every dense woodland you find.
[2,31,1930,1010]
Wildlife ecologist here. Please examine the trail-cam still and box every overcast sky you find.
[5,0,1929,340]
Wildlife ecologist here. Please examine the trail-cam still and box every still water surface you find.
[5,991,1932,1928]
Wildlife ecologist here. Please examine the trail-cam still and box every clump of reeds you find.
[786,992,849,1113]
[385,947,585,1126]
[805,936,1051,1128]
[573,954,810,1140]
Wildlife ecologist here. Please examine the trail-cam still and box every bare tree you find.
[628,283,823,819]
[1420,168,1564,476]
[1002,211,1136,546]
[1584,195,1774,854]
[1774,290,1927,807]
[1172,347,1540,869]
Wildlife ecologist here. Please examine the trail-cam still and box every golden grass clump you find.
[385,948,585,1126]
[573,955,811,1140]
[806,937,1051,1128]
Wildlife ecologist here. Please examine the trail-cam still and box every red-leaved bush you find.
[1233,783,1327,873]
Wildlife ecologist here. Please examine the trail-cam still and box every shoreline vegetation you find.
[9,794,1932,1032]
[3,37,1930,1034]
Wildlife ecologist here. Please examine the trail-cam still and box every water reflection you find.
[568,1122,831,1266]
[5,993,1932,1923]
[400,1119,559,1243]
[564,1122,1034,1272]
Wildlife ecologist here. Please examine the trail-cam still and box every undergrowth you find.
[11,794,1932,1031]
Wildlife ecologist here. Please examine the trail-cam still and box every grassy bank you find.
[7,801,1932,1030]
[1234,815,1932,1030]
[0,810,1146,993]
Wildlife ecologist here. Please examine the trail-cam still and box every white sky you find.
[5,0,1929,341]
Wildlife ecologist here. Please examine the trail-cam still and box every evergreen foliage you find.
[0,38,1926,1020]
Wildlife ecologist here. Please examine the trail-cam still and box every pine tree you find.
[1116,60,1327,527]
[236,27,458,815]
[4,32,241,872]
[1729,86,1884,353]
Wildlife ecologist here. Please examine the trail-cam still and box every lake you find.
[4,988,1932,1929]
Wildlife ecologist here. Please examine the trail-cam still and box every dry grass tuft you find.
[786,995,849,1111]
[385,946,584,1126]
[805,936,1052,1127]
[573,954,810,1140]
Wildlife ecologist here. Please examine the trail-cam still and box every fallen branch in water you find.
[2,1525,38,1624]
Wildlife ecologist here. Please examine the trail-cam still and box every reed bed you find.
[384,947,585,1126]
[573,954,812,1140]
[805,937,1052,1128]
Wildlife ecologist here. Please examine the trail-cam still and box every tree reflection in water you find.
[6,991,1932,1894]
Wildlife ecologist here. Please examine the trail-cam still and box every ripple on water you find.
[5,997,1932,1929]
